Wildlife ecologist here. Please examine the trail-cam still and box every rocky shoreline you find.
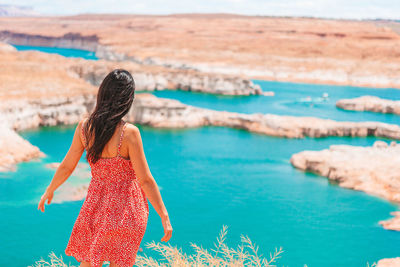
[129,93,400,140]
[336,95,400,115]
[290,141,400,231]
[70,62,263,96]
[4,92,400,172]
[377,257,400,267]
[0,38,263,96]
[0,115,45,172]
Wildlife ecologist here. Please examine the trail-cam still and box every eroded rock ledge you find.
[0,30,100,53]
[0,116,45,172]
[1,15,400,89]
[129,94,400,140]
[4,93,400,172]
[5,93,400,137]
[70,63,263,96]
[336,95,400,115]
[0,34,263,96]
[290,141,400,231]
[377,257,400,267]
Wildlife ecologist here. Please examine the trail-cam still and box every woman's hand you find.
[160,215,173,242]
[38,189,54,212]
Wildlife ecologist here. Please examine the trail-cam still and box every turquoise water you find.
[2,125,399,267]
[1,46,400,267]
[153,81,400,124]
[12,45,98,60]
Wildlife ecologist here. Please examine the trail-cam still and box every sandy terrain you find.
[0,14,399,88]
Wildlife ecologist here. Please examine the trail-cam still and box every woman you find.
[37,69,172,267]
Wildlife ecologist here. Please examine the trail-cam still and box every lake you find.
[2,45,400,267]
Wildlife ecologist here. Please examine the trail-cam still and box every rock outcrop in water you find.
[4,91,400,172]
[0,115,45,172]
[336,95,400,115]
[290,141,400,231]
[6,92,400,139]
[0,40,16,52]
[128,94,400,140]
[1,14,400,89]
[1,95,96,131]
[377,257,400,267]
[0,30,100,51]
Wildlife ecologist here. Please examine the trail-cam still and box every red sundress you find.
[65,119,149,267]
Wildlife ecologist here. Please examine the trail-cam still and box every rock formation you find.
[0,40,16,52]
[128,94,400,140]
[0,39,263,96]
[0,45,396,173]
[0,114,45,172]
[377,257,400,267]
[336,95,400,114]
[70,62,263,95]
[4,91,400,172]
[0,42,262,172]
[0,14,400,88]
[5,92,400,137]
[380,211,400,231]
[290,140,400,231]
[2,95,96,131]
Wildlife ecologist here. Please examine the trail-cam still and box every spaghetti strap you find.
[117,120,127,156]
[81,118,88,148]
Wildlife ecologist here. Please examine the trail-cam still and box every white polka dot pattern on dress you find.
[65,119,149,267]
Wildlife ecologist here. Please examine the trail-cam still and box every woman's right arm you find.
[126,123,173,242]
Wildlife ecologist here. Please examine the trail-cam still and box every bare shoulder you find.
[78,117,90,138]
[77,117,88,147]
[124,122,142,144]
[77,117,85,131]
[79,116,89,128]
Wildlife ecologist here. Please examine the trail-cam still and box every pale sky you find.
[2,0,400,20]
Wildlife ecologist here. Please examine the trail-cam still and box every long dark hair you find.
[83,69,135,164]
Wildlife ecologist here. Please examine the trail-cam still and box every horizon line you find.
[7,12,400,22]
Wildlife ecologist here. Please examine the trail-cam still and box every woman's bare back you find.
[81,118,130,160]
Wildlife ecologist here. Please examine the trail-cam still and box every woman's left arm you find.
[38,119,85,212]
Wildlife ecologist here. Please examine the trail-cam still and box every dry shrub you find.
[30,225,282,267]
[29,225,381,267]
[136,225,283,267]
[29,251,73,267]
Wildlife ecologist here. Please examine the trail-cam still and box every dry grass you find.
[135,225,283,266]
[28,225,381,267]
[29,225,284,267]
